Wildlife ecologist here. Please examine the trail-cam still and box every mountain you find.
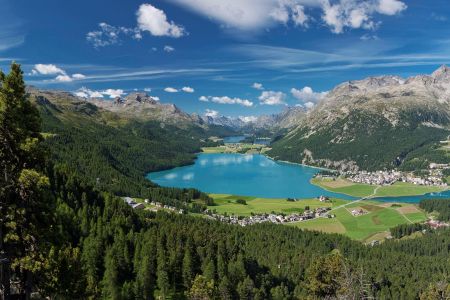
[269,65,450,171]
[201,106,307,135]
[26,87,232,196]
[90,92,205,128]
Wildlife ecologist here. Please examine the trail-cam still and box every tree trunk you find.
[25,271,31,300]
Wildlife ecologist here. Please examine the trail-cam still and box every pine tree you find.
[182,239,195,289]
[0,62,53,298]
[157,237,170,299]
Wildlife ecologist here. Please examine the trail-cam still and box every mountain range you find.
[269,65,450,171]
[27,65,450,172]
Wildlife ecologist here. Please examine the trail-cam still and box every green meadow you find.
[208,194,428,243]
[208,194,347,216]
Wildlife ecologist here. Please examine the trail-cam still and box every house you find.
[351,209,365,216]
[132,203,145,210]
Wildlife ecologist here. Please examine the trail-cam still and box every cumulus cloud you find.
[258,91,286,105]
[377,0,407,16]
[31,64,86,82]
[86,4,185,48]
[163,45,175,52]
[169,0,406,34]
[164,87,179,93]
[74,87,125,99]
[86,23,141,48]
[291,86,327,107]
[32,64,65,75]
[252,82,264,90]
[137,3,186,37]
[169,0,309,31]
[320,0,407,34]
[182,86,194,93]
[239,115,258,123]
[55,75,73,82]
[204,109,219,118]
[200,95,253,107]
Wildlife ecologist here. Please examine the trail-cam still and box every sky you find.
[1,0,450,118]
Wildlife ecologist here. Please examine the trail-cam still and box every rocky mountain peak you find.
[124,92,159,105]
[431,65,450,82]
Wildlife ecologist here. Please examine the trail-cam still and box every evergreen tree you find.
[0,62,53,298]
[187,275,215,300]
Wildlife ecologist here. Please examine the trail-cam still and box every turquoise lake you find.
[147,153,450,202]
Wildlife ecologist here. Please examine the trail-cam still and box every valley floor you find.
[207,194,428,243]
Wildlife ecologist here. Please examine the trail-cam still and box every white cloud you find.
[31,64,86,82]
[86,23,141,48]
[164,87,179,93]
[212,96,253,107]
[74,87,125,99]
[55,75,73,82]
[74,87,104,98]
[169,0,405,34]
[182,86,194,93]
[204,109,219,118]
[304,101,315,109]
[169,0,311,32]
[377,0,407,16]
[137,3,186,38]
[72,73,86,80]
[200,96,253,107]
[239,115,258,123]
[164,45,175,52]
[258,90,286,105]
[32,64,65,75]
[291,86,328,104]
[101,89,126,98]
[252,82,264,90]
[320,0,406,34]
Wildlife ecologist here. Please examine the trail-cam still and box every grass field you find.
[311,177,446,198]
[208,194,347,216]
[208,194,428,242]
[292,201,427,242]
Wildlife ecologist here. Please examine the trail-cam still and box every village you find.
[124,196,338,227]
[205,205,334,227]
[123,197,185,214]
[343,163,449,187]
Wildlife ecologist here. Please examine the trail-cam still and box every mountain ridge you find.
[269,65,450,171]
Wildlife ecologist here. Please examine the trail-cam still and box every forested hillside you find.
[28,87,228,198]
[269,67,450,171]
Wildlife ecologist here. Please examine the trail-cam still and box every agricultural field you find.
[311,177,446,198]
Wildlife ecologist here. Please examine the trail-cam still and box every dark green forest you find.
[2,63,450,299]
[268,110,450,171]
[419,199,450,221]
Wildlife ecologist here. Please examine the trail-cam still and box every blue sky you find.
[1,0,450,118]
